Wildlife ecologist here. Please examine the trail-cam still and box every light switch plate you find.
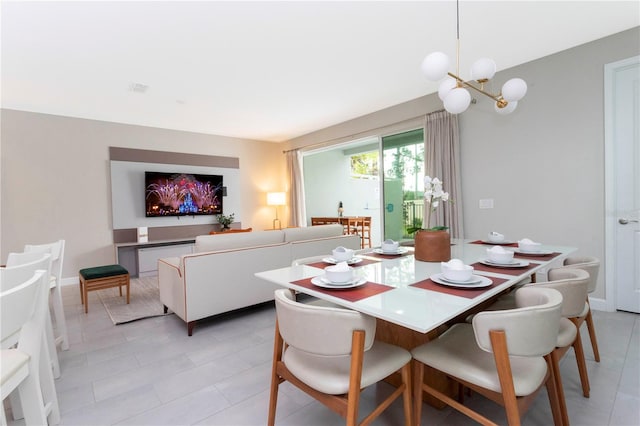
[479,199,494,209]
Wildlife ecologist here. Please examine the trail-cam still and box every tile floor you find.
[6,283,640,425]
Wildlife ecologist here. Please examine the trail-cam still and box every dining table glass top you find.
[255,239,576,334]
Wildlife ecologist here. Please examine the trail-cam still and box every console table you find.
[115,239,195,278]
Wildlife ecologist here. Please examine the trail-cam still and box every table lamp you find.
[267,192,286,229]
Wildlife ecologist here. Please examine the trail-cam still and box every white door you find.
[605,56,640,313]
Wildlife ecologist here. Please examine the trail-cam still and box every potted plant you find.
[411,176,451,262]
[216,213,235,230]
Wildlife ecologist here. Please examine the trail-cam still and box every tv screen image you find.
[145,172,223,217]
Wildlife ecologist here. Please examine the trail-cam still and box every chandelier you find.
[421,0,527,115]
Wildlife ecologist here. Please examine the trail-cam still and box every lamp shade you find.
[421,51,450,81]
[267,192,286,206]
[495,100,518,115]
[501,78,528,102]
[470,58,497,81]
[443,88,471,114]
[438,77,457,101]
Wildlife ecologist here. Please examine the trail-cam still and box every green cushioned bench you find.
[79,264,129,313]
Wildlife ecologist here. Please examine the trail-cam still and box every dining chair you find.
[411,286,564,426]
[5,252,62,379]
[552,256,601,362]
[23,240,69,352]
[489,268,592,399]
[526,268,591,425]
[1,269,61,425]
[268,289,413,426]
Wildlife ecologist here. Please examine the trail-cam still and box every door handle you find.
[619,218,639,225]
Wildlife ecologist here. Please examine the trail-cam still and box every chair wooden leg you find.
[544,354,565,426]
[346,330,365,426]
[585,304,601,362]
[490,330,521,426]
[570,320,591,398]
[412,359,424,426]
[550,350,570,426]
[268,320,284,426]
[400,363,413,426]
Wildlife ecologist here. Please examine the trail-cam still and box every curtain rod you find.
[282,109,445,154]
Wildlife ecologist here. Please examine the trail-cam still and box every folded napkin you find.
[327,261,349,272]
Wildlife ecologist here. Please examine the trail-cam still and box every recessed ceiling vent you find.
[129,83,149,94]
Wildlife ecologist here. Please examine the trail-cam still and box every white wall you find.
[304,149,382,245]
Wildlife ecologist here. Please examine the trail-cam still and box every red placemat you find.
[410,276,508,299]
[291,277,393,302]
[513,252,562,261]
[471,262,539,276]
[470,240,519,247]
[306,257,381,269]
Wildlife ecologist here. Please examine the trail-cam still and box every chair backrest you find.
[561,256,600,293]
[274,289,376,356]
[1,270,48,351]
[1,253,52,292]
[534,268,590,318]
[24,239,65,284]
[472,287,562,357]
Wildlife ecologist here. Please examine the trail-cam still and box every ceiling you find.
[2,1,638,143]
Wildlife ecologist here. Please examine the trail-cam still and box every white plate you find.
[513,249,554,256]
[480,259,530,268]
[311,276,367,289]
[430,274,493,289]
[436,273,483,285]
[322,257,363,265]
[372,247,409,255]
[480,240,515,245]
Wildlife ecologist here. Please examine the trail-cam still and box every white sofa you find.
[158,224,361,335]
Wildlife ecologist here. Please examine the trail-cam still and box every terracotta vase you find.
[414,229,451,262]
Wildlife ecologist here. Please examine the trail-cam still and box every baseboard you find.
[61,277,79,287]
[589,296,610,312]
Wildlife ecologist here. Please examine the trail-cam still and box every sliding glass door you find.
[381,129,424,242]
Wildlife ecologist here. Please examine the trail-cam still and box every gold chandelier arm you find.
[447,72,508,108]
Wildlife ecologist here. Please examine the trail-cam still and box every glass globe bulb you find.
[443,88,471,114]
[438,77,457,101]
[421,52,450,81]
[470,58,496,81]
[495,100,518,115]
[501,78,527,102]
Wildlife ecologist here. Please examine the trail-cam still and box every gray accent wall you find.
[287,27,640,301]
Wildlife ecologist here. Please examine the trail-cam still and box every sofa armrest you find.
[158,257,186,321]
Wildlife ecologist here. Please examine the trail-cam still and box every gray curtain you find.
[286,149,306,227]
[424,111,464,238]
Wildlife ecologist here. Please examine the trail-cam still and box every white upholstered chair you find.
[411,287,564,426]
[1,269,61,425]
[268,289,413,426]
[23,240,69,352]
[525,268,591,425]
[552,256,601,362]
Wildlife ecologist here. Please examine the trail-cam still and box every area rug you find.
[97,276,171,325]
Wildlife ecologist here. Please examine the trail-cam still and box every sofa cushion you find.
[283,224,344,242]
[195,230,285,253]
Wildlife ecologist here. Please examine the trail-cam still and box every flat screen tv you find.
[145,172,223,217]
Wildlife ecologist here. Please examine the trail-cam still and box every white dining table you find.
[255,239,577,335]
